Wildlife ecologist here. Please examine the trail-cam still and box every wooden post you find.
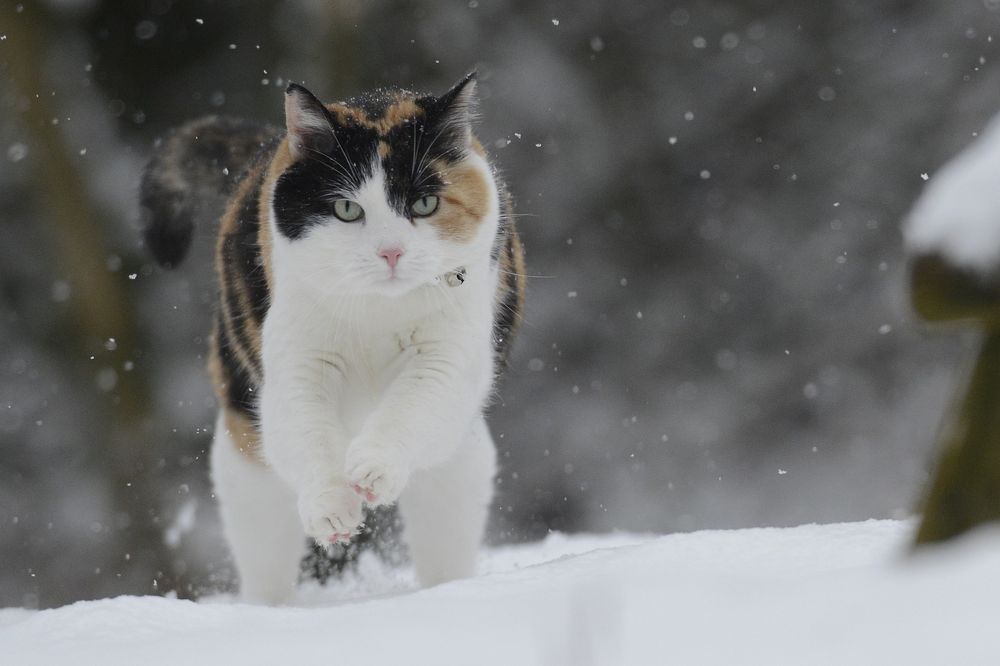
[910,253,1000,544]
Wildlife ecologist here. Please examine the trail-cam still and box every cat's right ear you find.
[285,83,334,161]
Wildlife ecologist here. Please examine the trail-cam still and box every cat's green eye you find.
[410,195,439,218]
[333,199,364,222]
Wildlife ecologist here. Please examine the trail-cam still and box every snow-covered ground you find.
[2,520,998,665]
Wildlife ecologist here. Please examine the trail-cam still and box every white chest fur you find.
[213,265,501,601]
[259,255,498,475]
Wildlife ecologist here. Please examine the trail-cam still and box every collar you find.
[440,266,467,288]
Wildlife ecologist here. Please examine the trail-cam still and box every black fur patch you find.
[141,186,193,268]
[493,237,520,363]
[343,87,410,118]
[215,316,258,416]
[142,116,280,268]
[227,168,270,324]
[490,181,512,263]
[380,120,448,216]
[272,128,378,239]
[219,276,263,380]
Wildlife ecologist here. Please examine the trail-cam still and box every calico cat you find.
[141,73,525,604]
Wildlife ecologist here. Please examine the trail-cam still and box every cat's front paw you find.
[297,484,363,545]
[345,438,409,506]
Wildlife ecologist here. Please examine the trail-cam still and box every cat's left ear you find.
[433,72,478,145]
[285,82,335,161]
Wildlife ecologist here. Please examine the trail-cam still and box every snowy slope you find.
[2,520,999,665]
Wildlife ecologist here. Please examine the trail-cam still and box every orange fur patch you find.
[215,169,264,380]
[206,326,225,396]
[470,136,487,158]
[429,158,491,242]
[327,98,424,135]
[206,332,262,462]
[225,407,262,461]
[258,140,294,290]
[496,227,527,331]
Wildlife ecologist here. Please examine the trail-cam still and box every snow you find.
[2,520,1000,665]
[163,499,197,549]
[905,112,1000,272]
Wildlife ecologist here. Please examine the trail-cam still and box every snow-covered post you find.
[905,114,1000,545]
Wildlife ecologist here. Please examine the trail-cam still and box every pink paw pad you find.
[352,484,377,503]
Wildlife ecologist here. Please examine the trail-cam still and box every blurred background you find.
[2,0,998,608]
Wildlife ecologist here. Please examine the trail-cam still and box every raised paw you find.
[297,484,363,545]
[345,439,410,506]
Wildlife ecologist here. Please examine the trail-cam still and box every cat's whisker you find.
[412,124,449,183]
[493,295,533,329]
[410,119,420,182]
[305,147,356,185]
[494,268,552,279]
[327,124,361,185]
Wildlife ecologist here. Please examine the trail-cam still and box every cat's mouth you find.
[365,262,464,296]
[374,262,422,285]
[380,267,405,283]
[369,270,420,296]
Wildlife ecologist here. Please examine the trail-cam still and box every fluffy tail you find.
[140,116,281,268]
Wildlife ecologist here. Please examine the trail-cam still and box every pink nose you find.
[379,247,403,269]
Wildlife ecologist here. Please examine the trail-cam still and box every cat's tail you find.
[140,116,281,268]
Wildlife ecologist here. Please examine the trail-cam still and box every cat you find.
[140,73,525,604]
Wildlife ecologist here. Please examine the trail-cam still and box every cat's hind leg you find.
[398,416,497,587]
[210,410,303,605]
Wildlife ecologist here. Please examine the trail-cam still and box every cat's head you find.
[268,73,499,298]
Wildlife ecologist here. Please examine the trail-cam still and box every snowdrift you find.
[2,520,998,665]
